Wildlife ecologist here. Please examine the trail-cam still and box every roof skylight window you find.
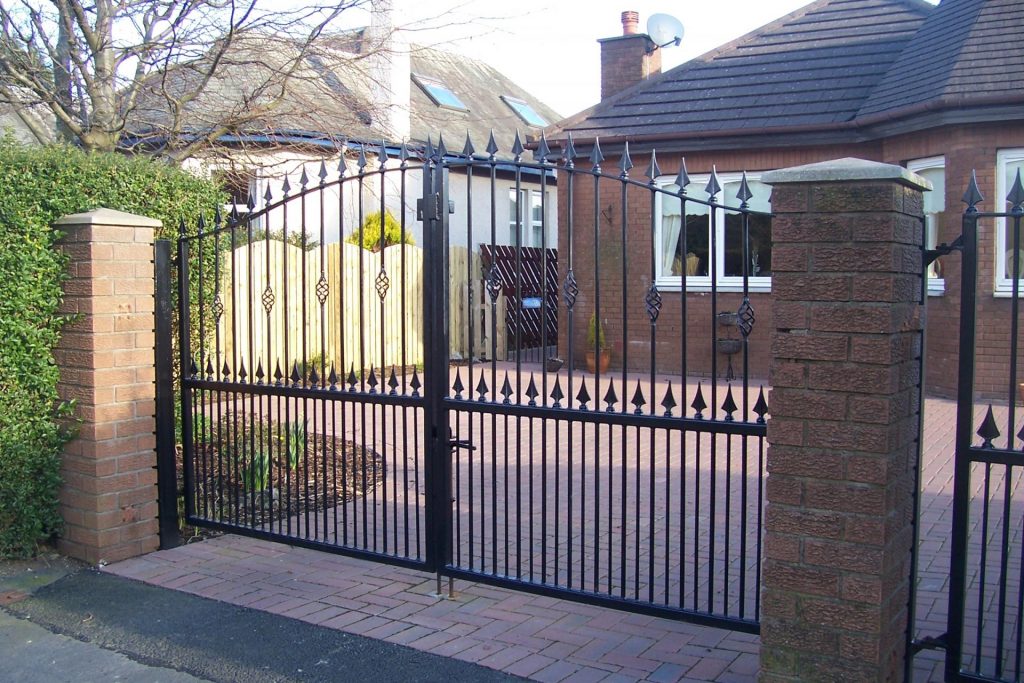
[412,74,468,111]
[501,95,548,127]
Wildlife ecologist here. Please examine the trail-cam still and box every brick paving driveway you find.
[108,396,971,682]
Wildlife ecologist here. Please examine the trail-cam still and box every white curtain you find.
[661,194,682,275]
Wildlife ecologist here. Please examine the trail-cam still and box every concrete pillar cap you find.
[761,157,931,191]
[53,207,163,228]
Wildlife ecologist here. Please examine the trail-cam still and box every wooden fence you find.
[215,241,501,374]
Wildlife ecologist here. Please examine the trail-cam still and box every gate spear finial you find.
[962,170,984,211]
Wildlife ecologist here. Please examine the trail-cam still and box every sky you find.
[389,0,814,117]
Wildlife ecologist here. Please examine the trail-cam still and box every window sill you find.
[994,281,1024,298]
[654,277,772,294]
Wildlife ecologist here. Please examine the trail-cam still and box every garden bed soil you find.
[176,413,384,539]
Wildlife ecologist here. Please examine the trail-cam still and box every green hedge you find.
[0,137,223,558]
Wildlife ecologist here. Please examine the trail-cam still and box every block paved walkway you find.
[107,396,971,681]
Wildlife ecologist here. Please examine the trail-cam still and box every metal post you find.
[905,216,930,680]
[421,158,453,574]
[177,236,196,522]
[154,240,180,548]
[947,209,979,680]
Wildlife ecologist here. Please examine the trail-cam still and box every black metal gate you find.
[913,171,1024,681]
[159,136,770,632]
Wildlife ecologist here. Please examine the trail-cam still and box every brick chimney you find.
[599,10,661,101]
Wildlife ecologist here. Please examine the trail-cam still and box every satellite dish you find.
[647,13,684,48]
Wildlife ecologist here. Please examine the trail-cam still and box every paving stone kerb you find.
[53,208,163,565]
[760,159,929,683]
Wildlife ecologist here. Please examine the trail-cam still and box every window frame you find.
[653,171,772,293]
[411,73,469,112]
[500,95,548,127]
[995,148,1024,297]
[906,156,946,297]
[508,188,547,248]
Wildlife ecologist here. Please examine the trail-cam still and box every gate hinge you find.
[909,633,948,655]
[416,193,456,222]
[924,235,963,267]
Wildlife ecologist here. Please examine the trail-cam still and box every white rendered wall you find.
[190,150,558,251]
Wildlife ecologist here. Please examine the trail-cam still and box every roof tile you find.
[557,0,931,141]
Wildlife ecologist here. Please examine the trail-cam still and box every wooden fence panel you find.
[449,246,485,361]
[218,242,499,375]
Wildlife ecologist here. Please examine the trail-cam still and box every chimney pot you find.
[621,10,639,35]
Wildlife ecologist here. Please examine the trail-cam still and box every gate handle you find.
[448,438,476,452]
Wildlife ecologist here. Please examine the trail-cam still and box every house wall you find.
[879,122,1024,398]
[558,121,1024,397]
[557,144,875,383]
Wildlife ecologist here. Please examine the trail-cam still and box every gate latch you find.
[909,633,948,655]
[924,234,963,267]
[416,193,456,222]
[446,427,476,452]
[448,438,476,452]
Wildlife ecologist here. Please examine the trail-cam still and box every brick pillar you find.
[759,159,928,682]
[53,208,163,565]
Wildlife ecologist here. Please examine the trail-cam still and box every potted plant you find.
[585,312,611,374]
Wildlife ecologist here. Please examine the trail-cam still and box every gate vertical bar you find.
[947,205,980,681]
[177,233,195,522]
[155,239,180,549]
[422,156,453,574]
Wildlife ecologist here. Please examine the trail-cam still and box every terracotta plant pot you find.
[585,350,611,374]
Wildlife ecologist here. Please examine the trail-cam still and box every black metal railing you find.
[946,170,1024,681]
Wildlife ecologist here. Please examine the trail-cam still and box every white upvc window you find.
[996,149,1024,297]
[654,172,772,292]
[907,156,946,296]
[509,188,546,248]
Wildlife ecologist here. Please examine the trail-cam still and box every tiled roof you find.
[408,46,562,151]
[129,34,560,155]
[556,0,932,142]
[554,0,1024,146]
[859,0,1024,117]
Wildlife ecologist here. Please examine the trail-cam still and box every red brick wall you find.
[557,122,1024,397]
[54,209,162,564]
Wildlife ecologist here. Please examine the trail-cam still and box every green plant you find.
[0,135,223,557]
[303,352,327,377]
[345,210,414,251]
[586,313,608,351]
[282,420,307,471]
[242,448,271,492]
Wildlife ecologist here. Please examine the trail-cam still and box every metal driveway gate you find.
[161,136,770,633]
[913,172,1024,682]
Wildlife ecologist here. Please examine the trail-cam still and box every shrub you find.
[0,136,223,557]
[586,312,608,351]
[345,210,414,251]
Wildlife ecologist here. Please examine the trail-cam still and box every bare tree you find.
[0,0,375,159]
